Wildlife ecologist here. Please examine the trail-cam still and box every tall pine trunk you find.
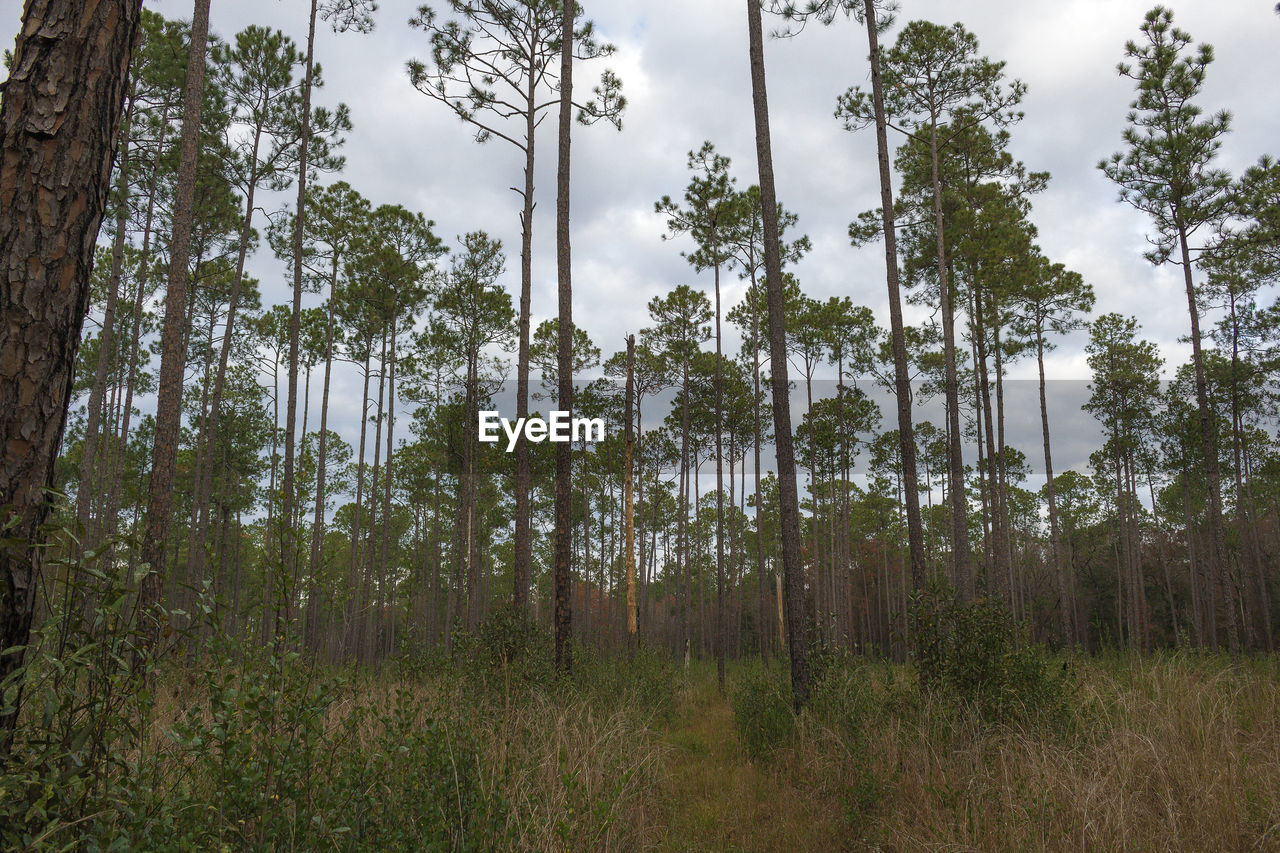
[624,336,637,638]
[862,0,926,593]
[191,151,263,595]
[282,0,320,647]
[513,60,537,615]
[306,256,340,653]
[139,0,212,639]
[1036,329,1071,646]
[927,117,971,599]
[714,261,726,692]
[1176,224,1239,657]
[746,0,809,709]
[552,0,575,673]
[78,90,135,552]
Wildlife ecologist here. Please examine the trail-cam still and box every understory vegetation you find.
[5,561,1278,851]
[1,570,673,852]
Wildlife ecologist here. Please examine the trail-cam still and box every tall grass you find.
[3,610,674,851]
[785,651,1280,850]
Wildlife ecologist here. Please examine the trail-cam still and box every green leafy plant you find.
[730,661,795,759]
[909,579,1071,725]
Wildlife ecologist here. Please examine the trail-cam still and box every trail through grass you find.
[656,665,848,852]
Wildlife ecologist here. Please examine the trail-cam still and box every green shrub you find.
[730,662,795,759]
[909,579,1071,726]
[0,537,165,852]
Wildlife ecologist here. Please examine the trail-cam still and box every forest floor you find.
[656,666,849,852]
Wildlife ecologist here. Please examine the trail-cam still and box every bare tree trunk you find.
[346,351,372,659]
[746,0,809,709]
[103,105,168,551]
[714,258,727,692]
[380,314,398,658]
[306,253,342,653]
[750,272,769,660]
[1034,328,1072,645]
[139,0,211,640]
[1177,225,1238,657]
[550,0,576,674]
[363,332,387,661]
[678,363,690,659]
[624,336,637,638]
[282,0,320,650]
[862,0,926,594]
[191,155,263,597]
[513,66,537,615]
[974,285,1001,596]
[78,90,134,550]
[928,117,971,599]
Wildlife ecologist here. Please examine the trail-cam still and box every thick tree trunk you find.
[139,0,211,640]
[746,0,810,710]
[0,0,143,748]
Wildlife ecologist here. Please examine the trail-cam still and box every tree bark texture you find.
[0,0,144,748]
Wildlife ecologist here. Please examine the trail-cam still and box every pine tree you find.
[1099,6,1238,656]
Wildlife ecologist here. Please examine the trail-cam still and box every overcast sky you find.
[4,0,1279,480]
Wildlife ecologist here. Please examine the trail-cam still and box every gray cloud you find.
[4,0,1278,502]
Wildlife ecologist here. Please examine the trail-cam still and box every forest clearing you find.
[2,0,1279,848]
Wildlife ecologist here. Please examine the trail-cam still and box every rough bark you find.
[139,0,211,630]
[138,0,211,636]
[0,0,144,748]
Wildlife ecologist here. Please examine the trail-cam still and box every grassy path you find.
[655,667,849,852]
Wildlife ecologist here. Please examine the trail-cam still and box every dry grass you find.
[80,651,1280,851]
[786,653,1280,851]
